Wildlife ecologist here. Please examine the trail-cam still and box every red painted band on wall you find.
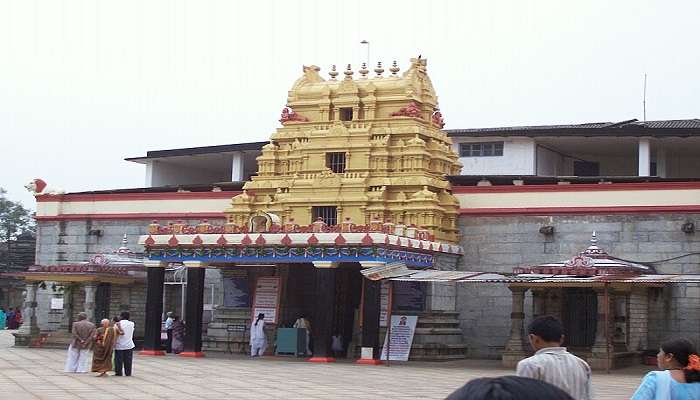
[34,213,227,221]
[451,182,700,194]
[459,205,700,216]
[35,191,242,202]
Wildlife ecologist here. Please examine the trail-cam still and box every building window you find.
[326,152,346,173]
[573,161,600,176]
[459,142,504,157]
[340,107,353,121]
[312,206,338,226]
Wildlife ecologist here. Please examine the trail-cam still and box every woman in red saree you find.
[91,318,117,377]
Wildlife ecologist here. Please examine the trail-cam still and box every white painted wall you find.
[535,146,562,176]
[452,137,536,175]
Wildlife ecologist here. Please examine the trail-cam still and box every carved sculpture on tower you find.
[225,57,463,243]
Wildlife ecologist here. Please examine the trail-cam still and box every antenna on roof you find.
[643,73,647,122]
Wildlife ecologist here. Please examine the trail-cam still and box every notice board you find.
[252,276,281,324]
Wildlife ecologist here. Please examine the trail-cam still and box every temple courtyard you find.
[0,330,649,400]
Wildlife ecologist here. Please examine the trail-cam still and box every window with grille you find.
[340,107,353,121]
[326,152,346,173]
[312,206,338,226]
[459,142,504,157]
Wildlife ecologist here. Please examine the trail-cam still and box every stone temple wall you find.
[457,213,700,359]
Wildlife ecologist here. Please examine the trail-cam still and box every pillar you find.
[181,261,207,357]
[309,261,338,362]
[502,286,528,367]
[18,282,40,336]
[84,282,97,322]
[590,287,614,370]
[141,260,166,356]
[231,152,245,181]
[357,261,384,365]
[120,286,131,313]
[638,138,651,177]
[656,147,667,178]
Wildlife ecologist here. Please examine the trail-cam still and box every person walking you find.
[250,313,266,357]
[516,316,592,400]
[6,308,15,329]
[164,311,174,353]
[114,311,135,376]
[631,338,700,399]
[14,307,22,328]
[91,318,117,377]
[64,312,96,373]
[0,308,6,330]
[170,315,185,354]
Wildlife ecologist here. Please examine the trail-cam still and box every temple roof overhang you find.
[139,232,462,268]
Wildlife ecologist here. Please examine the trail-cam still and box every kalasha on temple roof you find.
[8,235,145,284]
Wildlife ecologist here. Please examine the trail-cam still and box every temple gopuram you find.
[138,58,466,361]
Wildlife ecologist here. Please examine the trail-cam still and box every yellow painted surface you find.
[225,58,462,243]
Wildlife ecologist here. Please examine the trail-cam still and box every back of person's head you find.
[661,338,700,383]
[528,316,564,342]
[446,376,574,400]
[120,311,130,321]
[77,312,87,321]
[112,316,119,323]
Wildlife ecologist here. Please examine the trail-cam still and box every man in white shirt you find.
[516,315,592,400]
[293,315,312,356]
[114,311,135,376]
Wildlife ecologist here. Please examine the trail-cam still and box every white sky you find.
[1,0,699,209]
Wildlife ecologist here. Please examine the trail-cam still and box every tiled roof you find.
[446,119,700,137]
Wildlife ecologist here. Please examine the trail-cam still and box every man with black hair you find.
[114,311,135,376]
[516,315,592,400]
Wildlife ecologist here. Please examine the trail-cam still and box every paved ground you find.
[0,330,648,399]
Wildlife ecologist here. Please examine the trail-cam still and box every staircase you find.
[202,307,252,354]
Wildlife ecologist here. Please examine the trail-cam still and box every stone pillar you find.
[84,282,97,322]
[181,261,207,357]
[638,138,651,177]
[656,147,667,178]
[590,287,614,370]
[18,282,40,336]
[612,292,629,351]
[141,260,167,356]
[120,286,131,313]
[357,261,383,365]
[309,261,338,362]
[502,286,528,367]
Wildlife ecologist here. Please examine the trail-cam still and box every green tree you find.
[0,188,35,241]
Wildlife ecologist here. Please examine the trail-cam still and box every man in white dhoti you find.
[250,313,267,357]
[64,312,96,373]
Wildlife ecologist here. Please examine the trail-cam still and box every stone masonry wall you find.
[457,213,700,359]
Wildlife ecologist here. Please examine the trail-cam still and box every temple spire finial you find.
[359,63,369,79]
[344,64,354,79]
[329,65,339,80]
[590,231,597,245]
[389,60,400,77]
[374,61,384,77]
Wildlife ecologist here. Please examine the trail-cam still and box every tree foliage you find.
[0,188,35,241]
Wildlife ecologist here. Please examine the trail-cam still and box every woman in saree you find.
[91,318,117,377]
[170,315,185,354]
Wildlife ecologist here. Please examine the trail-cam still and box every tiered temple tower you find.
[225,57,462,243]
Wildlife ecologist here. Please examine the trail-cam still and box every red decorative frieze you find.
[390,101,422,118]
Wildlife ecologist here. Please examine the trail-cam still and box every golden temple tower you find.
[225,57,462,243]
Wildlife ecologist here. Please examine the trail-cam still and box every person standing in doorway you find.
[6,308,15,329]
[14,307,22,328]
[250,313,266,357]
[170,315,185,354]
[114,311,135,376]
[293,315,312,356]
[64,312,96,373]
[0,308,6,330]
[516,316,592,400]
[164,311,174,353]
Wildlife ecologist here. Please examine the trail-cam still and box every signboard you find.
[379,281,390,327]
[380,315,418,361]
[393,281,425,311]
[50,297,64,310]
[252,276,281,324]
[223,275,251,308]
